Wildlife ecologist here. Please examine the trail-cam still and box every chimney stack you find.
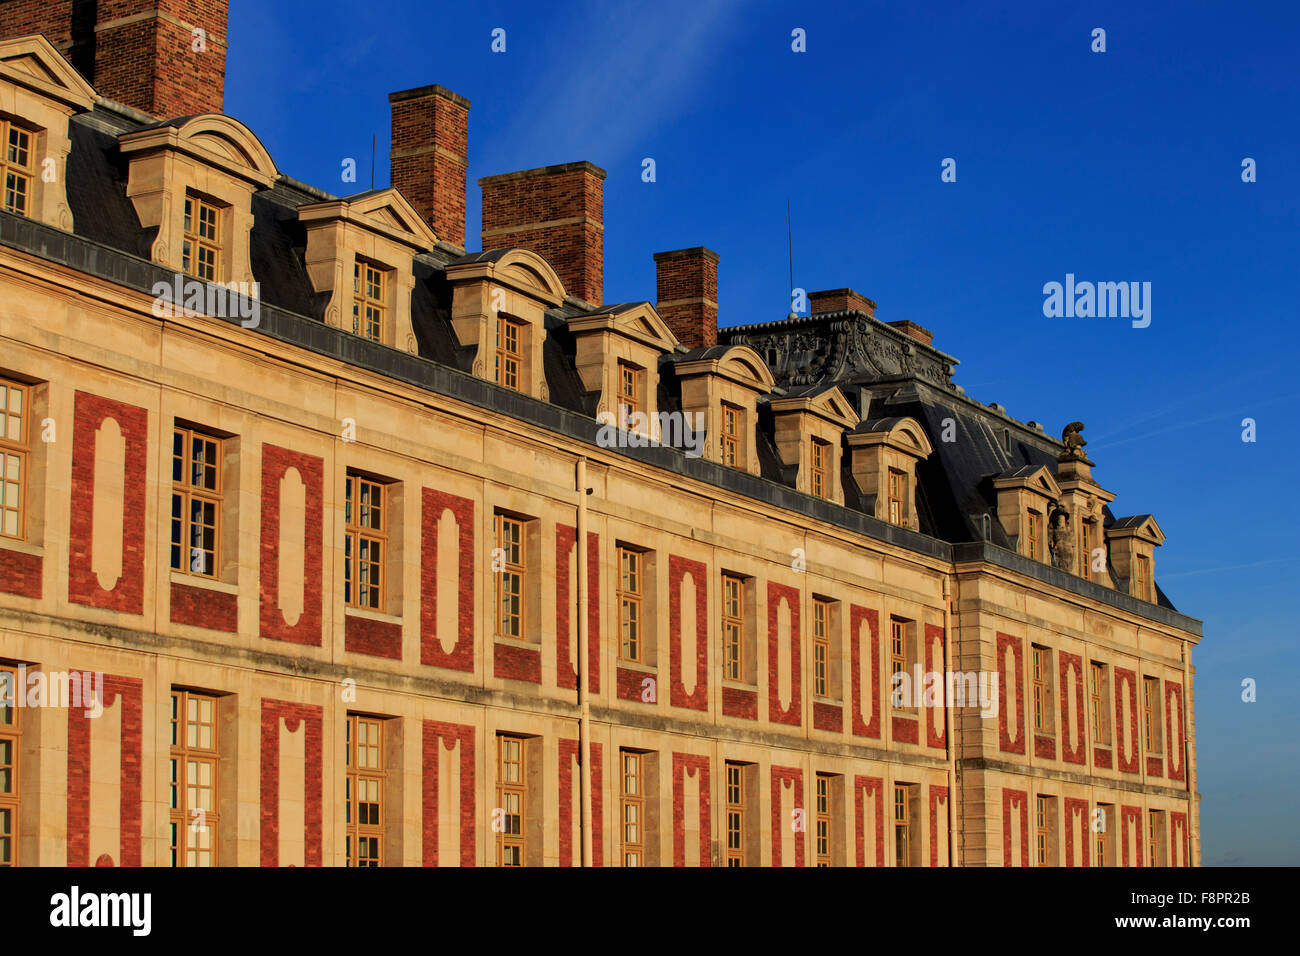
[389,84,470,249]
[809,288,876,318]
[479,161,605,306]
[654,247,719,350]
[1,0,229,116]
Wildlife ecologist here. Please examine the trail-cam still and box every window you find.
[890,618,913,709]
[1035,795,1058,866]
[1143,677,1162,752]
[1080,520,1096,575]
[0,379,28,540]
[1,120,33,217]
[495,316,523,391]
[1032,645,1053,734]
[169,690,218,867]
[1026,509,1043,561]
[497,735,526,866]
[170,427,222,577]
[1090,662,1110,745]
[888,469,905,524]
[1148,811,1164,868]
[0,664,19,866]
[1134,554,1151,601]
[720,403,740,466]
[617,547,643,662]
[494,514,526,638]
[810,438,829,498]
[725,762,745,867]
[345,714,384,867]
[722,574,744,682]
[812,598,831,697]
[182,194,221,281]
[344,474,386,610]
[618,362,641,418]
[815,774,832,867]
[620,750,643,867]
[1095,804,1114,867]
[894,785,912,867]
[352,260,386,342]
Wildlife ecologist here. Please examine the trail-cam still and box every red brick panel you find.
[421,721,475,866]
[1170,811,1189,867]
[420,489,475,672]
[766,581,801,726]
[853,775,884,867]
[770,766,804,867]
[68,392,148,614]
[668,554,708,711]
[812,701,842,732]
[616,666,654,702]
[258,445,323,646]
[170,581,237,632]
[1059,651,1087,764]
[1147,756,1164,777]
[344,614,402,659]
[1120,805,1142,867]
[1034,735,1057,759]
[493,642,541,683]
[996,633,1025,754]
[850,606,881,738]
[1064,797,1089,867]
[1094,746,1113,769]
[891,715,919,744]
[1165,681,1186,783]
[66,673,142,867]
[259,700,323,867]
[929,785,948,867]
[924,624,946,748]
[1002,788,1030,867]
[0,546,41,598]
[554,524,599,692]
[721,686,757,719]
[558,739,604,867]
[671,753,710,867]
[1114,667,1140,774]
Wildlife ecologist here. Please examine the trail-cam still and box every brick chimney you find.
[1,0,228,117]
[886,320,935,347]
[389,85,470,249]
[654,247,719,350]
[479,161,605,306]
[809,288,876,317]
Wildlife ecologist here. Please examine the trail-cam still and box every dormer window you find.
[495,315,523,390]
[888,469,906,523]
[721,403,741,466]
[2,120,32,216]
[182,194,223,281]
[353,260,387,342]
[1134,554,1151,601]
[618,362,642,418]
[1026,509,1043,561]
[810,438,829,498]
[847,416,933,529]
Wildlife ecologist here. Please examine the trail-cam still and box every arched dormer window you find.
[673,345,776,475]
[847,417,934,529]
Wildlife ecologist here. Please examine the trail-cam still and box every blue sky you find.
[225,0,1299,864]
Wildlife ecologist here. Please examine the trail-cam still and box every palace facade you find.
[0,1,1199,867]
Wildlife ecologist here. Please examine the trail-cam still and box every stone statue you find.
[1059,421,1088,462]
[1048,504,1074,572]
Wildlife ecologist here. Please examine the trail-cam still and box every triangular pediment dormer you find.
[0,34,97,111]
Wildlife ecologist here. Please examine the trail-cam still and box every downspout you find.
[577,458,594,867]
[943,575,958,867]
[1182,639,1198,866]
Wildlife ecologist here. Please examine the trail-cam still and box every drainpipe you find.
[943,575,958,867]
[1182,639,1197,866]
[577,458,594,867]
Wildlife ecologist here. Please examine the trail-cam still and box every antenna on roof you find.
[370,134,376,191]
[786,198,797,320]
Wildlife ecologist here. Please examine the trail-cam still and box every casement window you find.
[888,469,906,524]
[182,193,222,281]
[497,734,526,866]
[815,774,832,867]
[494,514,526,639]
[0,664,19,866]
[620,750,644,867]
[1079,520,1096,575]
[617,546,643,662]
[810,438,829,498]
[169,689,219,867]
[1090,662,1110,745]
[1026,509,1043,561]
[352,259,387,342]
[1143,677,1162,753]
[720,403,740,466]
[894,784,914,867]
[1035,795,1058,866]
[1031,645,1053,734]
[1,120,33,217]
[495,316,523,391]
[1134,554,1152,601]
[170,427,222,577]
[1095,804,1114,867]
[0,379,28,540]
[618,362,641,418]
[344,473,386,610]
[725,761,746,867]
[1147,811,1164,867]
[890,617,915,710]
[722,573,744,682]
[812,598,831,697]
[345,714,384,867]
